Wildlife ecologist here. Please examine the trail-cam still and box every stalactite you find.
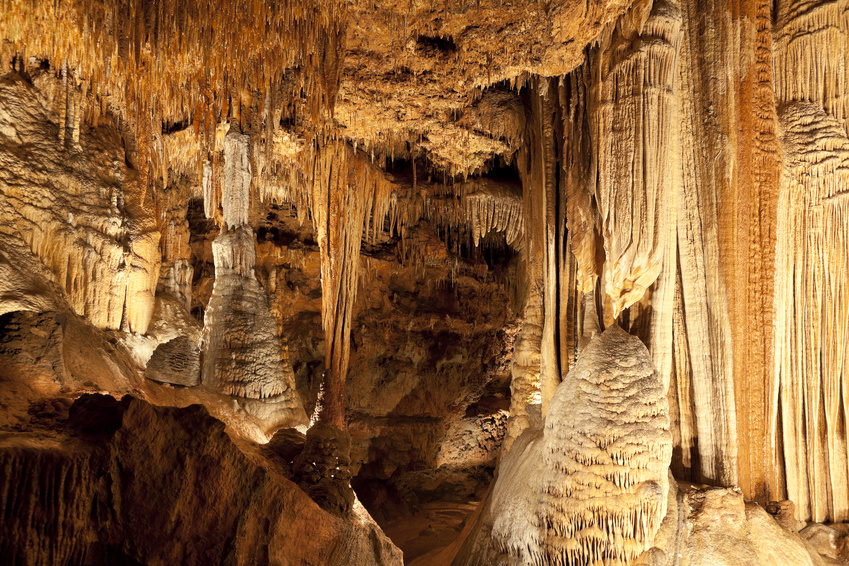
[505,76,561,449]
[0,0,347,202]
[308,142,397,428]
[223,126,252,230]
[462,181,524,249]
[561,66,600,297]
[588,0,681,320]
[774,0,849,136]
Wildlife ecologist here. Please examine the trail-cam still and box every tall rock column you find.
[507,76,561,449]
[773,0,849,522]
[309,143,394,429]
[200,126,306,430]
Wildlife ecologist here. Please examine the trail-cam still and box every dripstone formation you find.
[1,0,849,564]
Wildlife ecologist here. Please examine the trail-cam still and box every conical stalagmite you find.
[201,127,306,429]
[460,325,672,566]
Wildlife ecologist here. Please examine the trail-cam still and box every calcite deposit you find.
[1,0,849,564]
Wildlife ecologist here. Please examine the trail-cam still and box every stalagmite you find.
[462,326,672,566]
[201,127,306,429]
[534,325,672,565]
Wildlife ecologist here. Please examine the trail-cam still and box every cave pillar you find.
[309,144,379,429]
[200,125,306,429]
[772,0,849,522]
[505,76,561,450]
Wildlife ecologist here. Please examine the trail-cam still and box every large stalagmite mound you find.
[536,325,673,565]
[447,325,673,565]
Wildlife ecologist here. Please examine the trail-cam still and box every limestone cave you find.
[1,0,849,564]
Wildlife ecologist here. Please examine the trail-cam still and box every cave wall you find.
[497,0,849,525]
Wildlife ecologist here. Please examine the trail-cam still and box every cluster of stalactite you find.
[0,0,346,206]
[504,0,681,451]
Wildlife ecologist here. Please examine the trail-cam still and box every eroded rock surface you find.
[0,395,402,566]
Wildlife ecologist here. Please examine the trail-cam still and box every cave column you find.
[199,124,306,430]
[310,143,374,429]
[504,76,562,450]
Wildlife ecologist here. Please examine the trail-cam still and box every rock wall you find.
[0,395,401,566]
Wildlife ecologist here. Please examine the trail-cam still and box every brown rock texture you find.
[0,394,401,566]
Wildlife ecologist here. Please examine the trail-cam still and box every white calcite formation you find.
[535,325,672,565]
[200,127,306,428]
[470,326,673,566]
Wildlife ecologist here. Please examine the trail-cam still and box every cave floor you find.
[382,499,480,564]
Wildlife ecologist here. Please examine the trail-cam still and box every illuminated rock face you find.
[0,73,160,335]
